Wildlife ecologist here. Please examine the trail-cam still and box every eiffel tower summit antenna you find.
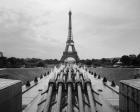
[60,11,80,62]
[68,10,73,40]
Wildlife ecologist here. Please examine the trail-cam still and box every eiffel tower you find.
[61,11,79,62]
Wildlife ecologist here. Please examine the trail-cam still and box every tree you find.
[8,57,19,67]
[0,57,7,67]
[136,54,140,66]
[37,61,45,67]
[120,55,130,65]
[112,58,119,65]
[129,54,136,65]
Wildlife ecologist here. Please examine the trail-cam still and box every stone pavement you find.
[22,66,63,112]
[86,70,119,112]
[22,65,119,112]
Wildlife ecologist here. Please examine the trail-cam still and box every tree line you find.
[80,54,140,67]
[120,54,140,66]
[0,57,60,68]
[0,53,140,68]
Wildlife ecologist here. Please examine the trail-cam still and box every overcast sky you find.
[0,0,140,59]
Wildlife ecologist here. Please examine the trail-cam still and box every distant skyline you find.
[0,0,140,59]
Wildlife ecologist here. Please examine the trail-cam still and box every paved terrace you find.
[22,65,64,112]
[22,64,119,112]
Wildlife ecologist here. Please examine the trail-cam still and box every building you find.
[0,52,3,57]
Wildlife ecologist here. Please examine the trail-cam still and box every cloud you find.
[0,0,140,59]
[0,8,62,59]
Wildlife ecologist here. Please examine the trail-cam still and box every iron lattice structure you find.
[61,11,79,62]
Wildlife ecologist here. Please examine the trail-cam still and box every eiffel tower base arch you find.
[61,52,79,63]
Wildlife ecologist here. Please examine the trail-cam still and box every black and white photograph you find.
[0,0,140,112]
